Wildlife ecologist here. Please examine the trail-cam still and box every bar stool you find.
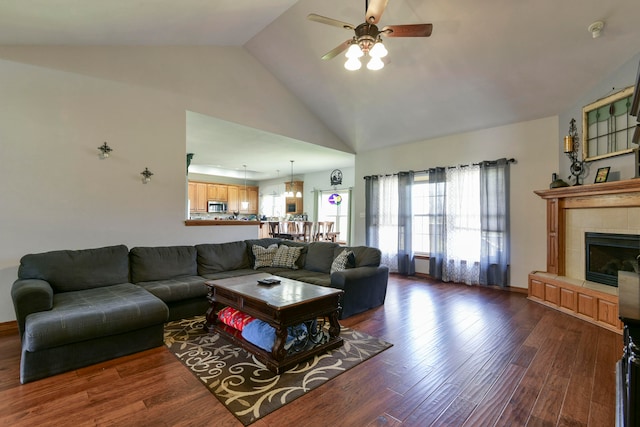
[297,221,313,242]
[268,221,280,237]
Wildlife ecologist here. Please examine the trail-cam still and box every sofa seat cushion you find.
[136,275,206,303]
[274,269,332,287]
[295,274,332,287]
[200,269,262,281]
[23,283,168,352]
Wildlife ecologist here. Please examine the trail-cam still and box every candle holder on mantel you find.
[564,118,586,185]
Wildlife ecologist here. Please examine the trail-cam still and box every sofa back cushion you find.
[304,241,339,273]
[334,246,381,267]
[130,246,197,283]
[196,241,250,275]
[278,241,308,269]
[17,245,130,293]
[245,238,282,267]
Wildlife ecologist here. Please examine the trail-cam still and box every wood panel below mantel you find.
[528,272,622,334]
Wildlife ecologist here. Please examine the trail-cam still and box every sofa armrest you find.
[330,266,387,287]
[330,265,389,318]
[11,279,54,337]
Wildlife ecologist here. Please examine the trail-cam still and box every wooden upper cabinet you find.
[227,185,239,213]
[285,181,304,215]
[189,181,257,214]
[188,182,208,212]
[207,184,228,202]
[238,186,259,214]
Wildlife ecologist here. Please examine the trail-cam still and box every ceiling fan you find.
[308,0,433,70]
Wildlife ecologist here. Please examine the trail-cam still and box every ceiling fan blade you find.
[321,40,352,60]
[365,0,389,24]
[307,13,355,30]
[382,23,433,37]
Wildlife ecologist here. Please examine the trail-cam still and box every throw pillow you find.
[252,244,278,269]
[330,249,356,273]
[271,245,303,269]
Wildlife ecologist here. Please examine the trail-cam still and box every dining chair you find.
[298,221,313,242]
[267,221,280,237]
[314,222,328,241]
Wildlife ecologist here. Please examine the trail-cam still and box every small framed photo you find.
[594,166,610,183]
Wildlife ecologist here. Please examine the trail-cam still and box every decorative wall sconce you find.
[98,142,113,159]
[140,167,154,184]
[564,118,586,185]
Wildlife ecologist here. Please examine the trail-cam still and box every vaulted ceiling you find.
[2,0,639,179]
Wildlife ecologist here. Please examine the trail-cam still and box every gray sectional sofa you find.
[11,238,388,383]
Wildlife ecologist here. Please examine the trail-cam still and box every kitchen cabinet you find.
[207,184,227,202]
[188,182,208,212]
[239,186,259,214]
[227,185,239,213]
[285,181,304,215]
[189,181,258,214]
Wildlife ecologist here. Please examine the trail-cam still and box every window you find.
[317,189,350,244]
[260,193,285,218]
[583,86,636,161]
[411,174,430,254]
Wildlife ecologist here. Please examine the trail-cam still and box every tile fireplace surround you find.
[530,179,640,333]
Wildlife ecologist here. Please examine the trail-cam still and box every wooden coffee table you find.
[204,272,344,374]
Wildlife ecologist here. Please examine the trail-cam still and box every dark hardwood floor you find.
[0,275,622,426]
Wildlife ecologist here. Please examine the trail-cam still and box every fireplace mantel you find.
[534,179,640,275]
[527,179,640,333]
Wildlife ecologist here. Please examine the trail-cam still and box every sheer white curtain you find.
[365,174,399,272]
[442,165,481,285]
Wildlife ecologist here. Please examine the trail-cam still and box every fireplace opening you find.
[585,232,640,287]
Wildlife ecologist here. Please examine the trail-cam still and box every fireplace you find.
[585,232,640,287]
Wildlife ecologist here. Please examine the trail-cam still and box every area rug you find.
[164,316,392,426]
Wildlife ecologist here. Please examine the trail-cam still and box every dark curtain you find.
[364,175,379,248]
[479,158,510,287]
[397,171,415,275]
[428,167,447,280]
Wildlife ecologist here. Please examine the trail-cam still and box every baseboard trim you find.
[411,272,527,294]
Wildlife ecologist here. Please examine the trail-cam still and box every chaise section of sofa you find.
[11,245,169,384]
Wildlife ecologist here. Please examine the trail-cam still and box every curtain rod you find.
[363,158,516,179]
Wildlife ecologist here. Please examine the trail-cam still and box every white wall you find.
[353,116,560,289]
[559,52,640,182]
[257,166,355,223]
[0,47,348,323]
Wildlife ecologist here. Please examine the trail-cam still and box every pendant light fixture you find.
[285,160,302,198]
[241,165,249,210]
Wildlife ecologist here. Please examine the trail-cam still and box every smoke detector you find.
[588,21,604,38]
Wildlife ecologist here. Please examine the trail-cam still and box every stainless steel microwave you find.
[207,201,227,213]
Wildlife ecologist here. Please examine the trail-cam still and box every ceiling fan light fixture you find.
[345,57,362,70]
[367,56,384,71]
[345,43,364,58]
[369,40,387,58]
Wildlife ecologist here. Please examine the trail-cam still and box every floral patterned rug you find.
[164,316,392,426]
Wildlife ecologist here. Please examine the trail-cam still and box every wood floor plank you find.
[0,275,623,427]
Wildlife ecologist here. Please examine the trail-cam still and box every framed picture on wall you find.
[594,166,610,183]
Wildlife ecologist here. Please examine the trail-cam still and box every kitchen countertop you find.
[184,220,262,226]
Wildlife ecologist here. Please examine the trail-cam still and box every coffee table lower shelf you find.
[212,323,344,374]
